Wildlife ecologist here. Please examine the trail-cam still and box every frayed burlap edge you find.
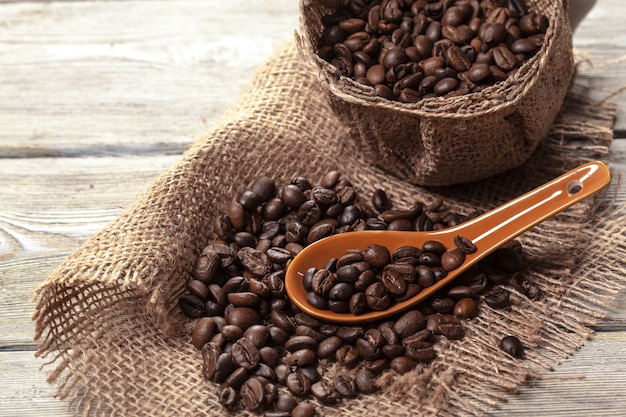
[32,38,625,417]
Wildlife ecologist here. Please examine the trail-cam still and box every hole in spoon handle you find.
[458,161,610,251]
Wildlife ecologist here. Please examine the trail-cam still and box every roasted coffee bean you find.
[223,275,249,294]
[261,198,286,221]
[454,235,477,254]
[311,269,337,296]
[334,373,357,397]
[365,282,393,311]
[267,325,289,347]
[238,247,271,278]
[201,342,221,380]
[393,310,426,338]
[393,245,422,259]
[511,37,539,54]
[285,335,318,352]
[250,176,276,202]
[493,45,517,71]
[380,268,407,296]
[281,184,307,208]
[336,326,364,343]
[379,322,400,345]
[453,297,479,319]
[362,243,391,268]
[403,340,436,363]
[287,349,317,367]
[336,264,361,283]
[329,282,356,300]
[317,335,343,359]
[240,377,265,411]
[447,285,477,301]
[259,346,281,368]
[416,265,436,287]
[484,288,511,309]
[274,393,298,413]
[306,291,328,310]
[193,248,221,283]
[224,367,249,390]
[285,372,312,397]
[459,267,489,293]
[238,190,262,211]
[191,317,216,350]
[356,337,381,360]
[179,294,205,319]
[270,309,296,333]
[355,368,377,393]
[214,352,236,383]
[435,314,465,339]
[500,335,524,358]
[264,383,279,409]
[382,343,406,359]
[354,270,377,291]
[274,364,291,385]
[228,291,260,308]
[295,326,325,344]
[226,307,261,331]
[244,325,270,349]
[430,296,456,313]
[445,45,472,72]
[335,345,360,366]
[441,247,466,271]
[219,385,238,408]
[227,200,248,232]
[310,380,338,404]
[291,402,317,417]
[231,337,261,370]
[297,366,321,385]
[513,272,543,299]
[390,355,415,374]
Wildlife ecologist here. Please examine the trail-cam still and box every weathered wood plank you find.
[572,0,626,130]
[0,155,180,345]
[0,0,299,157]
[487,331,626,417]
[2,331,625,417]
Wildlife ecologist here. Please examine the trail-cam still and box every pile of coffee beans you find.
[304,237,476,315]
[179,171,540,416]
[316,0,548,101]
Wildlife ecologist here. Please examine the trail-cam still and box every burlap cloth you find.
[33,37,626,417]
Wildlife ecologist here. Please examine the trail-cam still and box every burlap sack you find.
[296,0,575,186]
[33,38,625,417]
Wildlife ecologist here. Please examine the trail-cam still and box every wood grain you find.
[0,0,624,416]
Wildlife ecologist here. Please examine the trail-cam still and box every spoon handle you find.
[453,161,610,253]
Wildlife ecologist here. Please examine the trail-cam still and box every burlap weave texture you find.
[33,38,625,417]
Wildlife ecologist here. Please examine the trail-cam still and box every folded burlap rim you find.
[33,38,625,417]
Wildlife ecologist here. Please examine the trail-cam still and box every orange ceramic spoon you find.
[285,161,611,324]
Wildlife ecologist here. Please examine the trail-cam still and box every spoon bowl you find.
[285,161,611,324]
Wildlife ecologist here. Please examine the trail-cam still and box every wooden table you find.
[1,1,624,415]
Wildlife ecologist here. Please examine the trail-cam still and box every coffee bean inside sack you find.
[179,171,537,415]
[316,0,548,102]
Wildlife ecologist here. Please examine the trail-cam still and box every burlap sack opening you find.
[33,38,626,417]
[296,0,575,186]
